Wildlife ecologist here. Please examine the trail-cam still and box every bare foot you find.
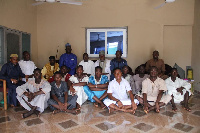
[183,106,191,112]
[52,110,61,114]
[108,108,115,113]
[94,102,98,108]
[172,106,177,112]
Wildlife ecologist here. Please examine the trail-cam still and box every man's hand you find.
[131,101,137,113]
[117,101,123,109]
[70,87,76,96]
[63,103,68,110]
[155,102,160,113]
[58,102,64,111]
[143,102,148,112]
[87,83,95,88]
[11,79,18,84]
[27,92,35,102]
[176,87,184,95]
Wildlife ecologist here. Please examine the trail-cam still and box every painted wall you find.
[0,0,38,64]
[192,0,200,91]
[36,0,194,72]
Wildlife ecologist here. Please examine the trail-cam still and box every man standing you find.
[94,50,111,80]
[59,43,77,75]
[18,51,37,82]
[145,50,167,79]
[0,54,26,107]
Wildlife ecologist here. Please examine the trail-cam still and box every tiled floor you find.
[0,94,200,133]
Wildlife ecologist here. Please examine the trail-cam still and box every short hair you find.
[49,56,55,60]
[95,66,102,71]
[33,68,41,73]
[150,66,158,72]
[83,53,88,57]
[54,71,62,76]
[76,65,83,70]
[61,65,69,70]
[122,65,129,70]
[153,50,159,54]
[115,50,122,55]
[171,68,177,73]
[113,67,121,73]
[23,51,29,55]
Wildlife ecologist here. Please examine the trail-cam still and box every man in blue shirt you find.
[110,50,127,80]
[59,43,77,75]
[0,54,26,107]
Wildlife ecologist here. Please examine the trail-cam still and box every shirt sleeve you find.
[62,82,68,93]
[41,81,51,94]
[180,79,191,92]
[158,78,167,92]
[0,64,10,82]
[16,82,29,96]
[69,75,75,82]
[142,79,148,94]
[41,66,47,76]
[107,82,113,94]
[50,83,56,96]
[125,80,131,92]
[82,76,89,83]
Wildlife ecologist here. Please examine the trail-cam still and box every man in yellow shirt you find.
[41,56,60,80]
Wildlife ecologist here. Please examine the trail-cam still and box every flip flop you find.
[172,107,177,112]
[183,106,191,112]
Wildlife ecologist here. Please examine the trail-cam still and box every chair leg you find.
[3,80,7,110]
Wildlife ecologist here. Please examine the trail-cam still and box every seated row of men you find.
[0,52,191,119]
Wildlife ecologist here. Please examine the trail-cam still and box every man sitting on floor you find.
[16,68,51,118]
[48,65,71,83]
[130,65,149,95]
[79,53,95,76]
[83,66,109,109]
[41,56,60,81]
[48,72,78,114]
[165,68,191,111]
[19,51,37,82]
[136,66,171,114]
[0,54,26,107]
[103,68,138,114]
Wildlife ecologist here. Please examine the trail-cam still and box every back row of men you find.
[0,43,191,118]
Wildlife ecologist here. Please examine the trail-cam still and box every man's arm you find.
[107,93,123,109]
[72,82,87,86]
[71,55,77,70]
[59,55,64,68]
[128,90,137,111]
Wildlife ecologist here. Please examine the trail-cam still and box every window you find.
[0,26,31,66]
[86,27,128,57]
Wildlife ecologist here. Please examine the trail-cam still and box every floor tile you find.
[0,116,11,123]
[161,111,176,117]
[173,123,194,132]
[133,110,146,117]
[99,110,116,116]
[95,121,116,131]
[24,118,44,126]
[133,123,154,132]
[13,107,25,112]
[192,111,200,116]
[58,120,78,129]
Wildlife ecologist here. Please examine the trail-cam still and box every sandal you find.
[183,106,191,112]
[172,106,177,112]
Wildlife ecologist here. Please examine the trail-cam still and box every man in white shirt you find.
[165,68,191,111]
[103,68,138,114]
[94,50,111,80]
[79,53,95,76]
[19,51,37,82]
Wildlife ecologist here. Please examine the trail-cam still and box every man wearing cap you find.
[59,43,77,75]
[18,51,37,82]
[0,54,26,107]
[41,56,60,81]
[94,50,111,80]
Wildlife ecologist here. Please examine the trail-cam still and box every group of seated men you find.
[0,43,192,118]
